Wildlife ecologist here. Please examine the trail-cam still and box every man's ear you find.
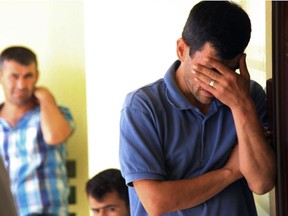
[176,38,189,62]
[0,70,3,83]
[34,70,40,85]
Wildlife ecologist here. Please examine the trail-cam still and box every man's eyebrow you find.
[91,204,119,211]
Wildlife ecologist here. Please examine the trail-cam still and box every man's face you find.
[88,191,130,216]
[0,60,38,106]
[181,42,240,107]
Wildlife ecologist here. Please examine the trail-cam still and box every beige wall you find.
[0,0,89,215]
[266,1,272,80]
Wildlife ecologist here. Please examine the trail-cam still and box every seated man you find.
[86,168,130,216]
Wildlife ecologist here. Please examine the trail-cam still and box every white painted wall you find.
[84,0,198,175]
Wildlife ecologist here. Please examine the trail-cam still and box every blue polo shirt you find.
[119,60,267,216]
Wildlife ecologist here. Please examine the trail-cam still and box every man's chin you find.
[200,89,214,98]
[12,98,34,107]
[197,96,215,106]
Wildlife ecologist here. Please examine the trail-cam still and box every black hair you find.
[0,46,38,69]
[182,1,251,60]
[86,168,129,207]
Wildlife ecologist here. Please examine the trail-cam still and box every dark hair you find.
[86,168,129,207]
[0,46,38,69]
[182,1,251,60]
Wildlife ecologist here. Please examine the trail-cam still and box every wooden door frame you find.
[272,2,288,216]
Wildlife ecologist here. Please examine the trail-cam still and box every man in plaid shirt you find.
[0,46,75,216]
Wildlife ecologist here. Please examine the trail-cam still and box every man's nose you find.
[16,78,27,88]
[98,210,107,216]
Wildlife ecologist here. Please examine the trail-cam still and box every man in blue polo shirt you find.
[119,1,276,215]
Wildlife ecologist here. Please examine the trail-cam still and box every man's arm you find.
[133,146,242,216]
[230,92,276,194]
[193,54,276,194]
[34,86,73,145]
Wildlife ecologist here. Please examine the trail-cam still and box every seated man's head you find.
[86,168,130,216]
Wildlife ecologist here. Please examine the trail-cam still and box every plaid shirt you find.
[0,105,75,216]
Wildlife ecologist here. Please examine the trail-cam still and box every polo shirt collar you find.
[164,60,224,111]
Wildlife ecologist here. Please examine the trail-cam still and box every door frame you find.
[272,2,288,216]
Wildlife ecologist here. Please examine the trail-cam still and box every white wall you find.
[85,0,198,175]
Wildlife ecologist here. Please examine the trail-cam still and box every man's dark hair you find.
[182,1,251,60]
[86,168,129,207]
[0,46,38,69]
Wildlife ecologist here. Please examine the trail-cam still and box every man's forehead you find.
[3,59,36,66]
[2,60,37,71]
[194,43,241,69]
